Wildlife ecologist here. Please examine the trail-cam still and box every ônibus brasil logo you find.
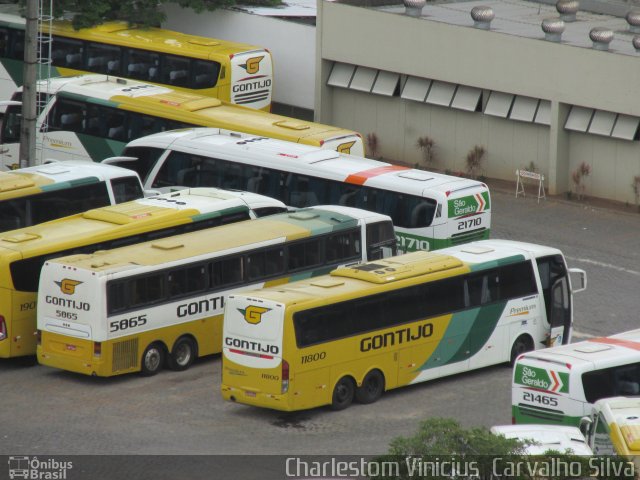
[516,364,569,393]
[238,305,271,325]
[54,279,83,295]
[239,56,264,75]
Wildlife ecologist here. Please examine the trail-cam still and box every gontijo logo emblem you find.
[337,141,356,155]
[240,56,264,75]
[54,279,83,295]
[238,305,271,325]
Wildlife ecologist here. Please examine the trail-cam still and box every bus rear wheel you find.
[510,335,533,366]
[170,337,197,371]
[141,343,164,376]
[355,369,385,404]
[331,377,355,411]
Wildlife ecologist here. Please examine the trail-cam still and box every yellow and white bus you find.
[0,187,286,358]
[512,328,640,427]
[36,206,396,377]
[0,160,143,232]
[121,128,491,252]
[0,15,273,110]
[0,74,363,169]
[221,239,587,411]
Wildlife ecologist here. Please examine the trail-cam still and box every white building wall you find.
[161,4,316,111]
[316,1,640,203]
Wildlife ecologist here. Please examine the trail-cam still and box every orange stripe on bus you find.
[589,337,640,351]
[344,165,409,185]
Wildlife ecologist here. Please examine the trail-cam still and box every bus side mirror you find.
[569,268,587,294]
[579,416,593,437]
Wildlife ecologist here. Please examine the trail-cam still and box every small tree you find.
[369,418,530,480]
[366,133,380,159]
[571,161,592,200]
[465,145,486,179]
[415,135,436,168]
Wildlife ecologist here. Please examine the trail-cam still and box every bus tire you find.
[355,369,385,404]
[141,343,164,376]
[510,335,533,367]
[170,336,197,371]
[331,377,355,411]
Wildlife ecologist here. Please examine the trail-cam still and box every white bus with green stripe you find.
[119,128,492,252]
[512,329,640,427]
[0,161,144,232]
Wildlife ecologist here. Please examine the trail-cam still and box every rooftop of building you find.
[374,0,640,57]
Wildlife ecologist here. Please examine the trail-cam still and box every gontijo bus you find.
[0,187,286,358]
[0,160,143,232]
[0,74,363,169]
[121,128,491,252]
[512,328,640,427]
[221,239,586,411]
[0,15,273,110]
[37,206,396,377]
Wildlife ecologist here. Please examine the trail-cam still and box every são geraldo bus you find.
[0,14,273,110]
[0,187,286,358]
[119,128,492,253]
[0,74,363,169]
[0,160,143,232]
[221,240,586,411]
[36,206,396,377]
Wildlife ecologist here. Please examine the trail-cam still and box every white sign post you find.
[515,169,546,203]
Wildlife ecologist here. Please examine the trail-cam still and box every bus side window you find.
[86,43,120,75]
[0,28,9,57]
[8,29,24,60]
[111,176,144,203]
[51,37,83,68]
[192,60,220,89]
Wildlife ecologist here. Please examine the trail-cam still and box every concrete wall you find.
[316,1,640,203]
[161,4,316,111]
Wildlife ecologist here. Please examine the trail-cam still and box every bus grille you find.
[112,338,139,372]
[450,228,488,245]
[517,404,564,423]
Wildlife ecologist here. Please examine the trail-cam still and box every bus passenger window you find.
[192,60,220,88]
[86,43,120,75]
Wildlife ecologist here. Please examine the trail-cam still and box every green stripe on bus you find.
[191,206,248,221]
[76,134,125,162]
[41,176,100,191]
[469,254,526,272]
[279,210,359,235]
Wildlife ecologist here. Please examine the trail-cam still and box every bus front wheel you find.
[355,369,385,404]
[170,336,197,371]
[331,377,355,411]
[510,335,533,366]
[141,343,164,376]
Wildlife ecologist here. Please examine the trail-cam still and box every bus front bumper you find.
[221,384,293,412]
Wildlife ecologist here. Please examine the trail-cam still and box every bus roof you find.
[36,75,360,143]
[0,161,137,201]
[0,15,264,59]
[0,187,283,257]
[43,206,388,274]
[518,328,640,368]
[127,128,487,196]
[228,239,540,305]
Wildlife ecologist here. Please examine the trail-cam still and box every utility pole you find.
[19,0,38,167]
